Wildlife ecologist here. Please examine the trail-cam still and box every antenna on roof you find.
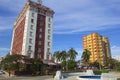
[37,0,42,4]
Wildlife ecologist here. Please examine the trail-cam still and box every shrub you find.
[52,72,56,78]
[117,78,120,80]
[101,69,109,73]
[93,70,102,75]
[32,71,40,76]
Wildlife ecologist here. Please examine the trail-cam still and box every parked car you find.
[0,70,4,75]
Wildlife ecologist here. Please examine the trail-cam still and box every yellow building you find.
[83,33,111,65]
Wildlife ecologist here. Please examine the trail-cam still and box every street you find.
[0,75,53,80]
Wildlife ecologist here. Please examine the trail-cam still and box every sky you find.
[0,0,120,60]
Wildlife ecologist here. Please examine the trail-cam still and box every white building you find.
[113,56,120,62]
[11,0,54,61]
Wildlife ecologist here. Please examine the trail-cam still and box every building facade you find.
[11,0,54,60]
[113,56,120,62]
[83,33,111,65]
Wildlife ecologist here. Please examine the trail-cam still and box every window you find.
[38,41,42,45]
[40,22,43,27]
[30,25,33,30]
[40,16,43,20]
[30,32,33,37]
[48,24,51,28]
[48,29,50,34]
[47,48,50,54]
[40,28,42,32]
[28,46,32,50]
[39,34,42,38]
[29,38,32,44]
[38,48,41,52]
[48,17,51,22]
[31,19,34,23]
[48,35,50,40]
[48,42,50,46]
[32,13,34,17]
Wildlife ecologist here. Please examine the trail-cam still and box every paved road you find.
[0,75,53,80]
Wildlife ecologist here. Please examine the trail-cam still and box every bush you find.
[93,70,102,75]
[117,78,120,80]
[101,69,109,73]
[52,72,56,78]
[32,71,40,76]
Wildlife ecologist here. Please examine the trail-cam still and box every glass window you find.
[32,13,34,17]
[38,41,42,45]
[28,46,32,50]
[30,25,33,30]
[48,17,51,22]
[48,29,50,34]
[30,32,33,37]
[39,34,42,38]
[31,19,34,23]
[40,16,43,20]
[48,24,50,28]
[48,42,50,46]
[29,38,32,44]
[40,22,43,26]
[38,48,41,52]
[40,28,42,32]
[48,35,50,40]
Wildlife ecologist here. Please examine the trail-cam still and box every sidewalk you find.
[109,71,120,77]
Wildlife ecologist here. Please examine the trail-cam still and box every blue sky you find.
[0,0,120,60]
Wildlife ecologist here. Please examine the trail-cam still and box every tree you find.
[60,50,68,61]
[81,49,91,67]
[53,51,61,63]
[68,48,78,60]
[29,58,43,72]
[1,54,22,76]
[67,60,77,70]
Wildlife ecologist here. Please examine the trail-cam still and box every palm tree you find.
[53,51,61,63]
[81,49,91,67]
[60,50,68,61]
[68,48,78,60]
[60,50,68,70]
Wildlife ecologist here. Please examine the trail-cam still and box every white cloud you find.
[75,48,83,60]
[111,45,120,56]
[0,48,10,51]
[0,48,10,57]
[0,17,15,31]
[1,0,120,33]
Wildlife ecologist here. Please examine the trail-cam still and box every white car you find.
[0,70,3,75]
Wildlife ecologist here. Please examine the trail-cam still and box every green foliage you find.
[53,51,61,62]
[81,49,91,66]
[29,58,43,72]
[67,60,77,70]
[117,78,120,80]
[93,70,102,75]
[32,71,40,76]
[1,54,44,75]
[68,48,78,60]
[61,60,66,70]
[60,51,68,61]
[114,62,120,71]
[1,54,22,71]
[101,69,109,73]
[53,48,78,63]
[52,72,56,78]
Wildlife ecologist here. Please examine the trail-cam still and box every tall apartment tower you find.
[10,0,54,60]
[83,33,111,65]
